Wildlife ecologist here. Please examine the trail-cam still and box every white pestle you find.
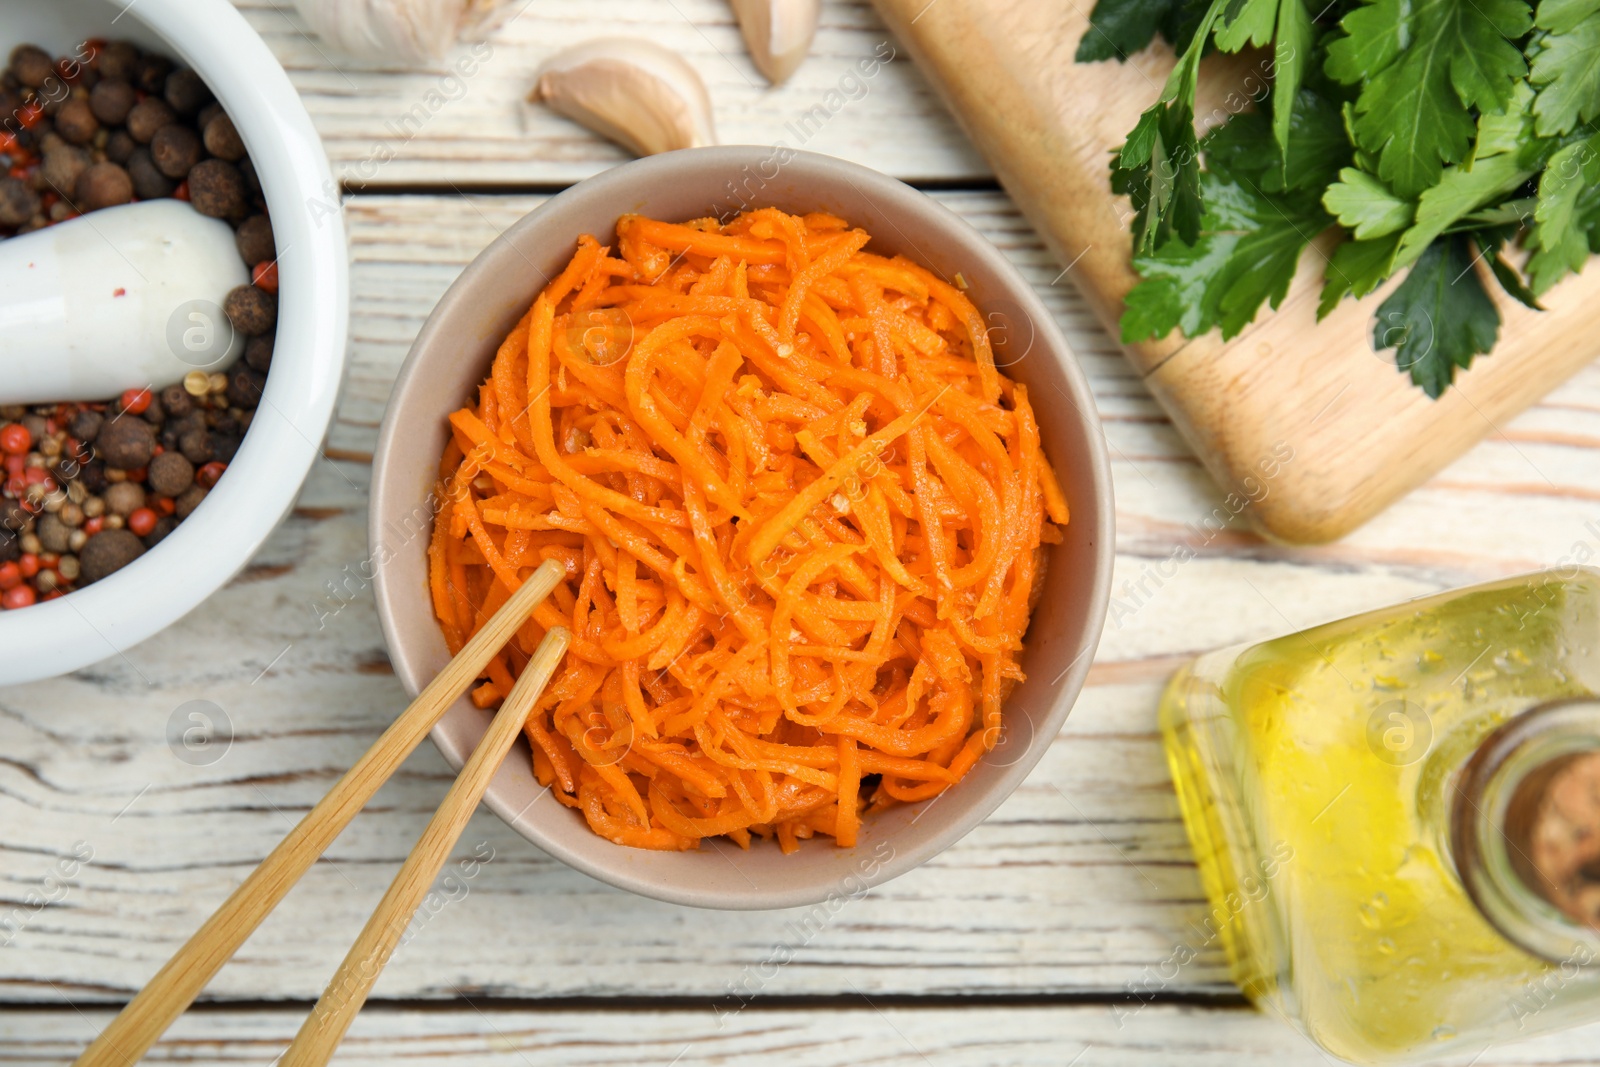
[0,199,249,405]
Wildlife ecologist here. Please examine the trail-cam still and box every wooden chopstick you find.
[74,558,569,1067]
[282,626,571,1066]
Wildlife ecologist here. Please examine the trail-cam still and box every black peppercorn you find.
[174,484,207,519]
[163,68,211,116]
[79,459,108,494]
[126,147,174,201]
[244,334,274,373]
[226,366,266,409]
[147,451,195,497]
[95,42,142,83]
[75,161,134,210]
[159,385,192,418]
[150,123,202,179]
[89,78,137,125]
[188,158,247,219]
[41,144,90,197]
[125,96,175,143]
[223,284,276,335]
[96,416,154,469]
[142,514,180,549]
[202,112,246,162]
[0,175,41,226]
[104,128,136,165]
[136,55,172,96]
[235,214,275,265]
[178,427,213,465]
[69,409,103,443]
[9,45,55,89]
[54,97,99,145]
[79,528,145,583]
[211,434,241,464]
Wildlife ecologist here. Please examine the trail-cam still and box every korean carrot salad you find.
[429,207,1070,852]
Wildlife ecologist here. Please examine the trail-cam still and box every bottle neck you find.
[1452,697,1600,964]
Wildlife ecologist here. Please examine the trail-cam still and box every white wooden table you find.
[5,2,1600,1063]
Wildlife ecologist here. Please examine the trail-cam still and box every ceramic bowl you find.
[0,0,348,684]
[372,147,1112,909]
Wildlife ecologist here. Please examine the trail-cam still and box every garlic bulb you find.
[729,0,820,84]
[530,39,717,157]
[292,0,510,63]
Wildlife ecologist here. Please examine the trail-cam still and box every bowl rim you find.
[0,0,350,685]
[372,146,1114,909]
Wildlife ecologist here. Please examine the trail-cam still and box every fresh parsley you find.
[1079,0,1600,396]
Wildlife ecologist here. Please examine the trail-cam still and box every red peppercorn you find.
[197,461,227,488]
[18,554,39,579]
[4,454,24,475]
[42,590,64,601]
[4,475,25,497]
[153,495,175,516]
[120,387,153,415]
[127,507,158,537]
[2,585,36,610]
[24,467,52,486]
[82,516,104,535]
[252,261,280,294]
[124,467,147,483]
[0,131,16,154]
[173,179,190,202]
[0,423,31,455]
[38,552,58,568]
[18,101,45,130]
[0,562,19,590]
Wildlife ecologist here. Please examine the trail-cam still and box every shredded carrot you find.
[429,208,1063,852]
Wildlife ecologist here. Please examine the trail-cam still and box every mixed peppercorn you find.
[0,40,280,609]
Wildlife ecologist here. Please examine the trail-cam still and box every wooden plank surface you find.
[7,1004,1600,1066]
[231,0,986,186]
[6,1,1600,1059]
[4,192,1600,1016]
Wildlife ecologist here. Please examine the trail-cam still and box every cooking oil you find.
[1161,569,1600,1063]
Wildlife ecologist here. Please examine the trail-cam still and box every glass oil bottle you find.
[1161,568,1600,1063]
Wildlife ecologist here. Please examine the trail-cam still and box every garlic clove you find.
[530,39,717,157]
[292,0,510,63]
[729,0,820,85]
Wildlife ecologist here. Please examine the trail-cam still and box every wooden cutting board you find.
[872,0,1600,543]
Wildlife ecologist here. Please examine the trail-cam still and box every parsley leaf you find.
[1200,91,1351,194]
[1110,0,1227,255]
[1326,0,1533,196]
[1475,228,1545,308]
[1529,0,1600,135]
[1323,168,1414,238]
[1114,101,1207,255]
[1208,0,1316,162]
[1372,234,1501,397]
[1085,0,1598,399]
[1270,0,1314,162]
[1318,232,1403,316]
[1122,165,1332,342]
[1394,151,1535,264]
[1527,133,1600,292]
[1078,0,1208,61]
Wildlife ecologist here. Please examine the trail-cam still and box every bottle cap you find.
[1453,697,1600,963]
